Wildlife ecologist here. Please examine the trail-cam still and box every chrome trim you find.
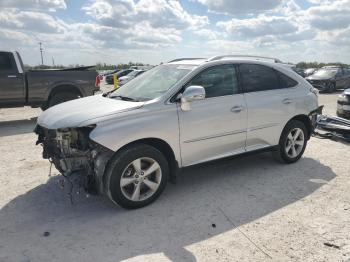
[184,129,246,143]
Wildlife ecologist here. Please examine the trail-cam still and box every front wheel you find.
[326,82,336,93]
[105,144,169,209]
[273,120,308,164]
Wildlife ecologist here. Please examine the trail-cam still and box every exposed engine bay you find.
[35,125,113,194]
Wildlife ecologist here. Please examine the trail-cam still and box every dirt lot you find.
[0,88,349,262]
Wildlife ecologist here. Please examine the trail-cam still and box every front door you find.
[0,52,25,105]
[336,69,349,89]
[177,64,247,166]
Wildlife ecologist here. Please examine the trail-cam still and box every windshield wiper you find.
[109,95,140,102]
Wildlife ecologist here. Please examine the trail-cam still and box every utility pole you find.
[52,57,55,67]
[39,42,44,65]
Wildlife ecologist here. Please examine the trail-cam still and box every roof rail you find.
[207,55,282,63]
[168,58,205,63]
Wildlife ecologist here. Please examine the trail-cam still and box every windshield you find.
[305,68,315,74]
[110,64,193,101]
[313,69,338,78]
[127,71,140,77]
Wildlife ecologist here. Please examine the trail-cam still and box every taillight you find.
[95,75,101,90]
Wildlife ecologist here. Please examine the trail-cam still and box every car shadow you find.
[0,153,336,261]
[0,117,37,137]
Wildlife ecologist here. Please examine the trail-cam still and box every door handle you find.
[231,106,244,113]
[282,98,292,104]
[8,75,18,78]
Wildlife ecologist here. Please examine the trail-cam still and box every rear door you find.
[337,69,350,89]
[239,64,298,150]
[0,52,25,105]
[178,64,247,166]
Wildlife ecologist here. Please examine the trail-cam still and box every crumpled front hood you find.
[306,75,332,81]
[37,94,144,129]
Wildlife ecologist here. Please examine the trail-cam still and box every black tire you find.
[105,144,169,209]
[47,92,80,109]
[272,120,308,164]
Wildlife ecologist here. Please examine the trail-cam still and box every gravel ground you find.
[0,87,349,262]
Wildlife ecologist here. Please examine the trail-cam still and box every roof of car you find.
[167,55,284,67]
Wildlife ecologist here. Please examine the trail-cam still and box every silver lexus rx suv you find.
[35,55,321,209]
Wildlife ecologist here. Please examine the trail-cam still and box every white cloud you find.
[0,10,67,33]
[194,29,222,40]
[196,0,283,15]
[83,0,208,30]
[217,16,297,38]
[1,0,350,65]
[0,0,66,11]
[306,0,350,30]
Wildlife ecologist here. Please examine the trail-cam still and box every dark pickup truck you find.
[0,51,100,109]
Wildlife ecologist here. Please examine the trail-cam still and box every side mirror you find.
[181,85,205,103]
[180,85,205,111]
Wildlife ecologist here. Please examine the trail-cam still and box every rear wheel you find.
[43,91,80,110]
[105,144,169,209]
[273,120,307,164]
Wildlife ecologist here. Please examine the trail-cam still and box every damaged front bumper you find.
[35,125,113,194]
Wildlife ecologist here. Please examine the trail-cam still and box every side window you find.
[336,69,343,77]
[277,71,298,88]
[0,52,13,71]
[240,64,279,92]
[187,65,238,98]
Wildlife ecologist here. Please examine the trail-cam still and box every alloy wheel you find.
[285,128,305,158]
[120,157,162,202]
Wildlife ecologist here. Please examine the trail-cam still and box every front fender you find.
[89,105,182,166]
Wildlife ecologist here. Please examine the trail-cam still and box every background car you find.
[306,66,350,93]
[118,70,146,86]
[105,69,134,84]
[304,68,317,77]
[337,88,350,118]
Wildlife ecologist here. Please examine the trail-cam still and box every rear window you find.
[240,64,279,92]
[277,72,298,88]
[0,52,13,71]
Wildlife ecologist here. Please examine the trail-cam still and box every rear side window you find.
[0,52,13,71]
[277,71,298,88]
[239,64,279,92]
[187,65,238,98]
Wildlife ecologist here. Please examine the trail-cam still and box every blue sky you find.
[0,0,349,66]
